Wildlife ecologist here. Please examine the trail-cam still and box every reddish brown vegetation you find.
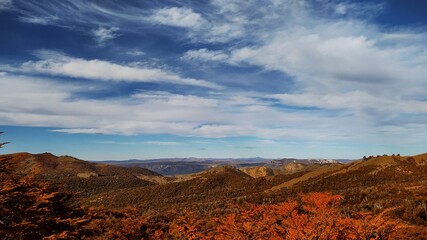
[164,193,405,240]
[1,152,427,239]
[0,178,420,240]
[0,175,82,239]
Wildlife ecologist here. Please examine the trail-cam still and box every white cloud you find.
[131,91,218,107]
[147,3,247,43]
[2,74,427,145]
[92,26,120,45]
[3,50,221,89]
[150,7,204,28]
[192,124,250,138]
[204,23,245,43]
[229,23,427,99]
[181,48,229,62]
[0,75,216,136]
[52,129,106,134]
[269,92,427,117]
[257,139,277,145]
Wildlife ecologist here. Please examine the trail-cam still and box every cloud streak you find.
[2,50,221,89]
[2,74,427,146]
[0,0,12,11]
[181,48,229,62]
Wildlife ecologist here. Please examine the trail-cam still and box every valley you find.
[98,157,343,175]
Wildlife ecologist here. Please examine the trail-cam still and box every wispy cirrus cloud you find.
[9,0,248,43]
[1,50,221,89]
[0,0,12,11]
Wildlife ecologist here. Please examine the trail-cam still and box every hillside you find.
[278,154,427,192]
[0,152,169,196]
[1,152,427,239]
[3,152,425,212]
[77,153,427,228]
[240,166,274,178]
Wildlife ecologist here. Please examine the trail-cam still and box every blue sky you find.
[1,0,427,160]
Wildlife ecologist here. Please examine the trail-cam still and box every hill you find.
[240,166,274,178]
[0,152,168,196]
[1,152,426,239]
[78,154,427,225]
[263,154,427,228]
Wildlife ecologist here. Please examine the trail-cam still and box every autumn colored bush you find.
[0,179,416,240]
[1,152,424,240]
[164,192,400,240]
[0,175,86,239]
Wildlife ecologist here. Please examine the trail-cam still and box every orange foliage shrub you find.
[174,192,399,240]
[0,181,411,240]
[0,175,88,239]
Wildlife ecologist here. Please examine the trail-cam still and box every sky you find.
[1,0,427,160]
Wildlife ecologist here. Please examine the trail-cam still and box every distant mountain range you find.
[96,157,349,175]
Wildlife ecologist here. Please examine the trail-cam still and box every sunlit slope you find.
[0,152,169,196]
[269,154,427,192]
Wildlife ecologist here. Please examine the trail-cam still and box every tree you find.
[0,131,10,149]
